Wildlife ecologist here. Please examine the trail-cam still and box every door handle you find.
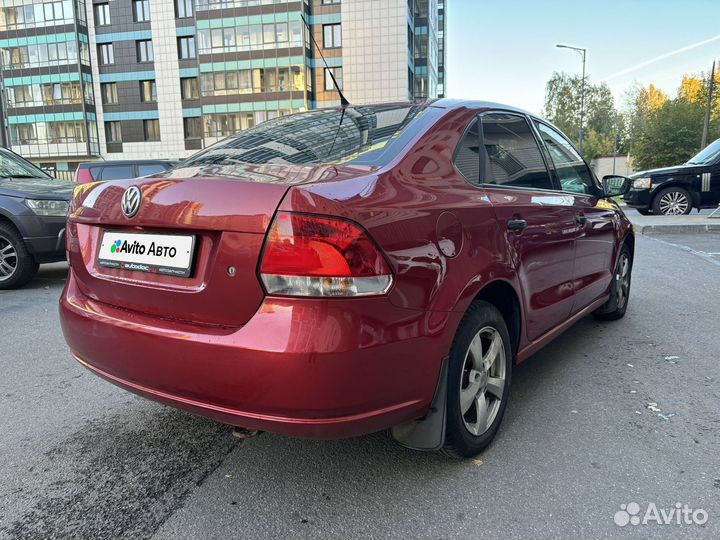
[507,219,528,231]
[575,214,588,225]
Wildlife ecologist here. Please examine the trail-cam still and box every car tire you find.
[635,209,652,216]
[442,301,512,459]
[0,221,39,290]
[652,186,692,215]
[593,245,632,321]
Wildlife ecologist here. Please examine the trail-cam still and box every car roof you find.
[78,160,175,168]
[432,98,537,118]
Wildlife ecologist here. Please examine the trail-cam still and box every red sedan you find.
[60,100,634,458]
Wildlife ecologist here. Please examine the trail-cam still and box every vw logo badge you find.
[121,186,142,218]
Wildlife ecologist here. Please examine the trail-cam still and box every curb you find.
[635,223,720,235]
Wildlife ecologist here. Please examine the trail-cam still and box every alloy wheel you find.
[459,326,506,436]
[658,191,689,215]
[616,252,630,310]
[0,234,18,282]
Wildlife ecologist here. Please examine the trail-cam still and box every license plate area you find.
[98,230,196,278]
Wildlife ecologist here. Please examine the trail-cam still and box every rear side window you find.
[100,165,134,180]
[138,164,167,176]
[535,122,596,195]
[453,118,480,183]
[481,113,553,191]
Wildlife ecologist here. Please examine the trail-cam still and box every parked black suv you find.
[0,147,74,289]
[625,138,720,215]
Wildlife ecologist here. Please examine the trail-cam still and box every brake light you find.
[259,212,393,297]
[75,168,93,184]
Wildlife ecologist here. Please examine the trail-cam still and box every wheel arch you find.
[470,279,522,362]
[0,202,30,237]
[651,182,697,210]
[0,211,22,234]
[622,231,635,261]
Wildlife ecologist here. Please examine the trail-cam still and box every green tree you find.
[632,99,705,170]
[628,68,720,170]
[542,71,621,161]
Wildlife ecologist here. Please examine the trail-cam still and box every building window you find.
[136,39,154,62]
[94,3,110,25]
[143,119,160,141]
[100,82,118,104]
[324,67,343,91]
[105,121,121,143]
[139,80,157,102]
[177,36,196,59]
[133,0,150,22]
[180,77,199,99]
[323,24,341,48]
[98,43,114,64]
[184,117,201,139]
[176,0,193,18]
[321,0,341,3]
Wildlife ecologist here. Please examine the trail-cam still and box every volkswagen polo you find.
[60,100,634,457]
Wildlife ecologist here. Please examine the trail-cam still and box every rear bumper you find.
[60,271,458,438]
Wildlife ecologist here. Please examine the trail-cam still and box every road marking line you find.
[646,236,720,268]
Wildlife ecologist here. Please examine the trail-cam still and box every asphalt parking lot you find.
[0,231,718,540]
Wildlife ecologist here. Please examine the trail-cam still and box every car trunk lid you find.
[67,176,289,327]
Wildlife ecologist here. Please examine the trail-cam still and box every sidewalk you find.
[623,207,720,234]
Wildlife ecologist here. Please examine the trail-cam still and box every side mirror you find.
[602,175,632,198]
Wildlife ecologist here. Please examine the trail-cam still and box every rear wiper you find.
[0,174,42,179]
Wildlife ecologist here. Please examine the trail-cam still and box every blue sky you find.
[446,0,720,114]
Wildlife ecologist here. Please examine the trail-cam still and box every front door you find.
[534,121,616,313]
[480,112,580,341]
[705,163,720,206]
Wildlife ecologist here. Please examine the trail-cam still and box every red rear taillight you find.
[259,212,393,297]
[75,168,93,184]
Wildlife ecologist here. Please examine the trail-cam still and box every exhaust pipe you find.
[232,427,262,440]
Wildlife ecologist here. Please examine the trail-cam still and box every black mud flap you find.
[390,357,448,451]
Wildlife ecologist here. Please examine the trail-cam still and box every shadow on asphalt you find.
[21,262,69,291]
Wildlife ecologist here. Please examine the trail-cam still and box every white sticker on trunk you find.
[98,231,195,277]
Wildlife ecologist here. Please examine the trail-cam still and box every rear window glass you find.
[138,164,167,176]
[100,165,134,180]
[177,104,435,173]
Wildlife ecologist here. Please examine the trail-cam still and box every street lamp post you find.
[556,44,587,152]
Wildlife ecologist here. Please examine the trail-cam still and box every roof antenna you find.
[301,13,350,107]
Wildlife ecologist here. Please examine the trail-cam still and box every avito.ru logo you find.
[614,502,708,527]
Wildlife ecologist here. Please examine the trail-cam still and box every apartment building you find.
[0,0,446,176]
[0,0,100,177]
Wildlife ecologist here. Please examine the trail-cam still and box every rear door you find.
[481,112,580,341]
[534,121,616,314]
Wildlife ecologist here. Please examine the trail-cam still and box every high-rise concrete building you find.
[0,0,100,177]
[0,0,446,177]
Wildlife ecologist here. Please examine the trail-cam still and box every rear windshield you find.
[178,104,435,172]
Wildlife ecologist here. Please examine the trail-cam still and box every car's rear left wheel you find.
[443,301,512,458]
[0,222,38,290]
[593,245,632,321]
